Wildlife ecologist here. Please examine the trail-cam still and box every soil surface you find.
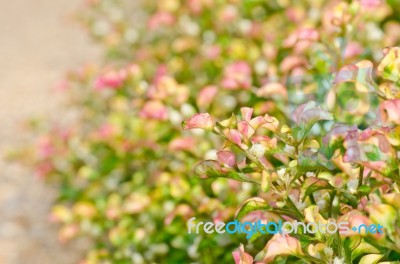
[0,0,100,263]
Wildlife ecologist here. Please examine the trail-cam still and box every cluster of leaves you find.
[186,48,400,262]
[16,0,400,263]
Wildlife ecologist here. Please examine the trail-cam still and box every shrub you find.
[17,0,400,263]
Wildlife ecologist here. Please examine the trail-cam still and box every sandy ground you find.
[0,0,100,263]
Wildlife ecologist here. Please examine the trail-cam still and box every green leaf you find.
[303,179,334,202]
[235,197,270,221]
[194,160,259,184]
[317,152,336,170]
[261,170,270,192]
[342,192,358,208]
[226,170,260,184]
[216,113,237,128]
[348,236,362,250]
[364,145,382,161]
[194,160,221,179]
[343,237,360,263]
[298,151,320,168]
[359,254,383,264]
[329,231,343,259]
[292,126,306,143]
[352,240,380,261]
[298,150,336,171]
[248,230,265,243]
[358,185,371,194]
[268,208,301,220]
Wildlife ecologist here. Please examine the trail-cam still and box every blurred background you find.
[0,0,99,263]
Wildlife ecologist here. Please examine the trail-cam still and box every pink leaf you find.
[227,129,242,146]
[222,61,252,90]
[240,107,253,122]
[323,124,357,145]
[95,70,126,90]
[262,234,303,262]
[380,99,400,124]
[249,116,268,129]
[168,137,196,151]
[280,56,307,72]
[139,101,168,120]
[238,121,255,138]
[232,244,253,264]
[183,113,214,130]
[359,0,383,8]
[197,86,218,108]
[217,150,236,167]
[257,82,287,99]
[148,12,175,30]
[292,101,333,126]
[334,60,375,92]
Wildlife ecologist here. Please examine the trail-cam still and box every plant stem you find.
[329,191,337,218]
[286,196,305,221]
[358,166,364,187]
[310,193,316,205]
[364,170,373,185]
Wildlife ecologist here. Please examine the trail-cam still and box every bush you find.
[18,0,400,263]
